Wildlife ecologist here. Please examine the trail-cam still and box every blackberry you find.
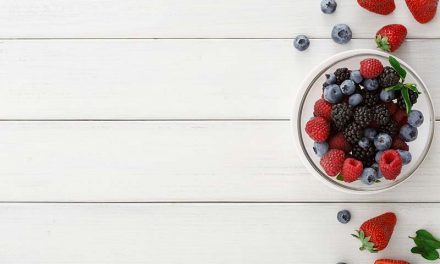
[343,122,363,145]
[353,106,373,128]
[372,104,390,126]
[331,103,353,131]
[378,66,400,88]
[397,90,419,110]
[379,120,399,137]
[351,145,376,167]
[361,90,379,107]
[334,68,351,85]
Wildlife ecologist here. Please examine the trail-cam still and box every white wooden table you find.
[0,1,439,263]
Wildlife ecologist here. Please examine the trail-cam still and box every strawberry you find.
[305,117,330,142]
[328,132,351,153]
[320,149,345,177]
[342,158,363,182]
[376,24,407,52]
[406,0,439,24]
[385,102,398,115]
[353,212,397,252]
[357,0,396,15]
[314,99,332,120]
[379,150,403,180]
[360,58,384,79]
[393,109,408,127]
[375,259,410,264]
[392,137,409,151]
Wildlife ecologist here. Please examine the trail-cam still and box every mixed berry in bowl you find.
[293,50,434,193]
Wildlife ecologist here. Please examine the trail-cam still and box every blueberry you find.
[374,133,392,150]
[331,24,352,44]
[400,124,418,142]
[350,70,363,84]
[348,93,363,107]
[294,35,310,51]
[325,73,337,85]
[358,137,370,149]
[363,79,379,91]
[360,168,377,185]
[340,80,356,95]
[397,150,412,165]
[337,210,351,224]
[321,0,337,14]
[323,84,343,103]
[313,142,329,157]
[380,89,395,102]
[371,163,383,179]
[408,110,424,127]
[364,128,377,141]
[375,151,383,163]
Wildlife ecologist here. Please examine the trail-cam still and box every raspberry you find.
[314,99,332,120]
[320,149,345,176]
[392,137,409,151]
[385,101,398,115]
[305,117,330,142]
[379,149,402,180]
[393,109,408,127]
[360,58,384,79]
[342,158,363,183]
[328,132,351,153]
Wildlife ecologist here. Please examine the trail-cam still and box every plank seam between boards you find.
[0,201,438,204]
[0,37,437,41]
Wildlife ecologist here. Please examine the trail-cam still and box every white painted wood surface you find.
[0,39,439,120]
[0,0,438,38]
[0,203,436,264]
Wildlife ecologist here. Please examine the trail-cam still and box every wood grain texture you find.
[0,0,438,38]
[0,39,438,120]
[0,203,437,263]
[0,121,438,202]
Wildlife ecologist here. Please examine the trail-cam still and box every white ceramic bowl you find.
[292,49,435,194]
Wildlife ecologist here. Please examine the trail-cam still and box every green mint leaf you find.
[422,249,440,260]
[410,230,440,261]
[336,174,343,181]
[385,83,404,92]
[405,83,421,94]
[401,87,412,113]
[389,56,407,80]
[415,230,440,249]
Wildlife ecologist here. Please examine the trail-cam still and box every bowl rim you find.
[291,49,436,194]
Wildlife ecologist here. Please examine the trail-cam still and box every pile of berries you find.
[306,57,424,185]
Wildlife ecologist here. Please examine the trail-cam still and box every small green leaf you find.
[336,174,344,181]
[415,230,440,249]
[412,246,423,254]
[405,83,420,94]
[385,83,404,92]
[422,249,440,260]
[389,56,407,80]
[401,87,412,113]
[410,230,440,261]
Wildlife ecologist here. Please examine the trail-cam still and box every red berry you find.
[393,109,408,126]
[357,0,396,15]
[305,117,330,142]
[375,259,410,264]
[385,102,398,115]
[320,149,345,177]
[360,58,384,79]
[379,150,402,180]
[392,137,409,151]
[328,132,351,153]
[342,158,363,183]
[376,24,407,52]
[314,99,332,120]
[405,0,438,24]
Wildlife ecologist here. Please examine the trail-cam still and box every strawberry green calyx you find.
[376,35,391,52]
[352,230,378,253]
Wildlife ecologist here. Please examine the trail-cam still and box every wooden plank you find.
[0,120,438,202]
[0,0,438,38]
[0,203,437,263]
[0,39,438,120]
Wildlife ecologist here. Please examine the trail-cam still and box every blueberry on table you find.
[407,110,424,127]
[361,168,377,185]
[331,24,352,44]
[400,124,418,142]
[321,0,337,14]
[374,133,392,151]
[323,84,343,103]
[337,210,351,224]
[293,35,310,51]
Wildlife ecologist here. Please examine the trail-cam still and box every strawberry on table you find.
[375,259,410,264]
[405,0,439,24]
[320,149,345,176]
[360,58,384,79]
[376,24,407,52]
[305,117,330,142]
[357,0,396,15]
[353,212,397,252]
